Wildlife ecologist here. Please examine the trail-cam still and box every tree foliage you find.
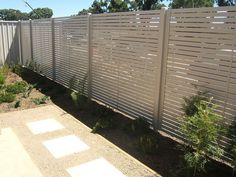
[78,0,165,15]
[216,0,236,6]
[0,8,53,21]
[169,0,214,8]
[29,8,53,19]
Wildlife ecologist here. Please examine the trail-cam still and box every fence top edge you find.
[0,21,18,23]
[170,6,236,13]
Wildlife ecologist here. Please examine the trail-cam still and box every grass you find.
[32,96,50,105]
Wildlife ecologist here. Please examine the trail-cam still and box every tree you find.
[0,9,29,21]
[78,0,165,15]
[29,8,53,19]
[169,0,214,8]
[216,0,236,6]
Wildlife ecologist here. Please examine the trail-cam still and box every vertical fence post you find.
[1,22,6,65]
[51,18,56,81]
[157,9,171,130]
[29,19,33,61]
[18,20,23,65]
[87,13,92,99]
[153,8,167,130]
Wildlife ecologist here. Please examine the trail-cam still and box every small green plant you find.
[14,100,21,108]
[0,92,15,103]
[138,134,159,154]
[182,91,209,116]
[32,96,50,105]
[179,97,224,177]
[6,81,28,94]
[0,65,10,76]
[91,108,117,133]
[23,83,37,98]
[124,117,151,136]
[70,91,88,109]
[227,119,236,176]
[0,73,5,88]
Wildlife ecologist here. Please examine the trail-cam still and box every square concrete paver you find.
[27,118,64,135]
[43,135,90,158]
[67,158,126,177]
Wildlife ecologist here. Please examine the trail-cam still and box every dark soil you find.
[19,68,233,177]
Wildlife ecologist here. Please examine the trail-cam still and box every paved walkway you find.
[0,105,161,177]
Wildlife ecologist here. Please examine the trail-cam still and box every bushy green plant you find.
[91,108,117,133]
[0,92,15,103]
[6,81,28,94]
[227,119,236,176]
[138,134,158,154]
[0,73,5,88]
[124,117,151,136]
[182,91,209,116]
[179,97,224,177]
[23,83,37,98]
[0,65,10,76]
[32,96,50,105]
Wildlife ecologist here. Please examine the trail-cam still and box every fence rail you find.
[0,6,236,162]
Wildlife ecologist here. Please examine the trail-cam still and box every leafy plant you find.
[0,92,15,103]
[138,134,159,154]
[0,73,5,88]
[124,117,151,136]
[32,96,50,105]
[179,97,224,177]
[6,81,28,94]
[91,107,117,133]
[227,119,236,176]
[23,83,37,98]
[70,91,88,109]
[182,91,209,116]
[0,64,10,76]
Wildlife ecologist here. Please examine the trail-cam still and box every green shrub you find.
[6,81,28,94]
[0,73,5,87]
[91,107,117,133]
[227,120,236,175]
[32,96,50,105]
[0,92,15,103]
[138,134,158,154]
[124,117,151,136]
[0,65,10,76]
[23,83,37,98]
[179,97,224,177]
[182,91,209,116]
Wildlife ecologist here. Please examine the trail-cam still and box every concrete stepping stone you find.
[43,135,89,158]
[67,158,126,177]
[27,118,64,135]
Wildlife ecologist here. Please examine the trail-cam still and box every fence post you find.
[18,20,23,65]
[0,22,5,65]
[51,18,56,81]
[29,19,34,61]
[157,9,171,130]
[153,8,167,130]
[87,13,92,99]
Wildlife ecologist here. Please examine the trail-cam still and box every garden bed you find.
[0,66,233,177]
[0,66,51,113]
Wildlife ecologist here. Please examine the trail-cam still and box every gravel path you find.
[0,105,161,177]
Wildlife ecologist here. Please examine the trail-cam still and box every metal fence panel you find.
[0,21,20,65]
[160,6,236,161]
[54,15,89,93]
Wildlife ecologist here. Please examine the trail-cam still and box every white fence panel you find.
[91,10,163,123]
[160,6,236,160]
[54,15,89,93]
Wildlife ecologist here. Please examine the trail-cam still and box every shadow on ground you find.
[20,68,232,177]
